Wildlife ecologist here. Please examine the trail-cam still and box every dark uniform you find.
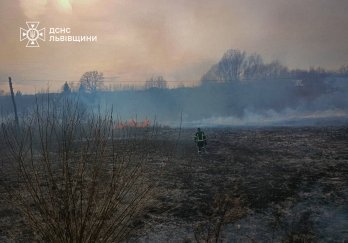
[194,128,207,153]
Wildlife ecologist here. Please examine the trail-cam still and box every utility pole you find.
[8,77,19,128]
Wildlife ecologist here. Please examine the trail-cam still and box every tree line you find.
[2,48,348,96]
[201,49,348,83]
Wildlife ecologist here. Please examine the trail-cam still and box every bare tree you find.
[217,49,246,82]
[261,60,288,79]
[338,65,348,76]
[243,54,264,80]
[201,49,289,84]
[145,76,168,89]
[62,82,71,94]
[16,90,23,97]
[201,49,246,83]
[79,71,104,93]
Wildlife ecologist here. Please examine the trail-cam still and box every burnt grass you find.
[1,126,348,242]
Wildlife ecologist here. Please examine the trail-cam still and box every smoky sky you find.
[1,0,348,93]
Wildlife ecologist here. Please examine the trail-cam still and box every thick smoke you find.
[1,49,348,127]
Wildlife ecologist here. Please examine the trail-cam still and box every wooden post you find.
[8,77,19,127]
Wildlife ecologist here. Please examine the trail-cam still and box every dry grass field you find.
[1,126,348,242]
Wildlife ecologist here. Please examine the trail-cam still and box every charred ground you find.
[1,126,348,242]
[140,126,348,242]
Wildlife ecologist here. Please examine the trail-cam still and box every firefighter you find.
[194,128,207,154]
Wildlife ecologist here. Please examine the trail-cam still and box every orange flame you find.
[115,119,151,129]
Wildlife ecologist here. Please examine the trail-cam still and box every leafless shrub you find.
[193,193,247,243]
[1,98,154,242]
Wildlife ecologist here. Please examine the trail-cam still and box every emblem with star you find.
[20,22,45,47]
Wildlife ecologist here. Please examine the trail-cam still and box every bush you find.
[2,98,153,242]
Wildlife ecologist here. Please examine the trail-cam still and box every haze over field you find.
[1,0,348,92]
[1,3,348,241]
